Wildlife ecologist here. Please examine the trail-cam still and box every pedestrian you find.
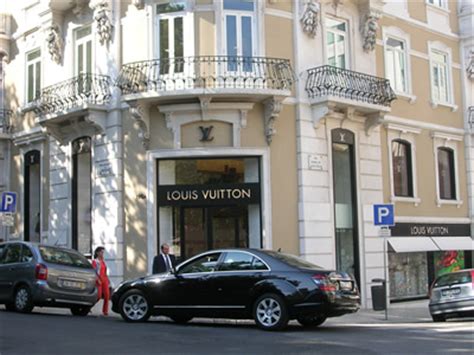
[152,243,176,274]
[92,246,110,316]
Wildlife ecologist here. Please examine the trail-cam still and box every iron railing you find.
[469,106,474,129]
[116,56,294,95]
[0,108,12,134]
[35,73,112,115]
[305,65,396,107]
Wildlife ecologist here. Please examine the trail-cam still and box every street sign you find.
[0,212,14,227]
[0,192,17,213]
[373,204,394,227]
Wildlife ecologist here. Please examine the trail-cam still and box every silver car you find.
[0,242,97,316]
[429,268,474,322]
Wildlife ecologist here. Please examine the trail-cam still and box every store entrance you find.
[174,206,248,260]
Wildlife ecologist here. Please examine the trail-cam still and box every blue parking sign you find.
[373,204,394,226]
[0,192,17,213]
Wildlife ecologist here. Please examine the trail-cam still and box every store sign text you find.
[158,183,260,207]
[390,223,470,237]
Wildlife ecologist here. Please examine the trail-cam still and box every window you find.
[156,1,186,74]
[224,0,255,72]
[20,245,34,263]
[72,137,92,256]
[392,140,413,197]
[437,148,456,200]
[179,252,222,274]
[431,50,449,104]
[219,252,255,271]
[26,49,41,102]
[39,246,92,269]
[24,150,41,243]
[3,244,21,264]
[427,0,446,8]
[75,25,92,94]
[385,38,407,93]
[326,18,348,69]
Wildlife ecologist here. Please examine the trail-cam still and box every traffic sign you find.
[0,192,17,213]
[0,213,14,227]
[373,204,394,226]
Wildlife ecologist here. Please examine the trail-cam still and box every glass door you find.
[75,25,92,94]
[24,150,41,242]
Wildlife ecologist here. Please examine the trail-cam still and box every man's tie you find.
[164,254,171,271]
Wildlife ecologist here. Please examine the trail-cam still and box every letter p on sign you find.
[0,192,17,213]
[373,204,394,226]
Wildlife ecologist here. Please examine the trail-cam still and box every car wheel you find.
[119,290,151,322]
[14,286,34,313]
[170,315,193,324]
[70,306,91,316]
[253,293,289,331]
[297,314,327,328]
[432,314,446,322]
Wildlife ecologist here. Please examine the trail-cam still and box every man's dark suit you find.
[152,253,176,274]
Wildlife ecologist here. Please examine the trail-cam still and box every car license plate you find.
[60,279,86,290]
[442,288,460,297]
[339,281,352,290]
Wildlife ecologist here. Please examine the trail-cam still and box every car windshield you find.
[265,251,324,270]
[39,246,92,269]
[434,271,472,287]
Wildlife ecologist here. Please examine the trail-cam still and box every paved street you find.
[0,301,473,355]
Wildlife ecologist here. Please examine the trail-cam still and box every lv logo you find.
[199,126,214,142]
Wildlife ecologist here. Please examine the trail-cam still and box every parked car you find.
[0,241,98,316]
[429,268,474,322]
[112,249,360,330]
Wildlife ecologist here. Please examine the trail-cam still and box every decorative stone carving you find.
[300,1,320,38]
[93,1,113,46]
[264,98,283,145]
[129,101,150,149]
[365,112,384,136]
[311,103,334,129]
[361,10,380,53]
[199,96,212,120]
[133,0,145,10]
[332,0,343,11]
[46,23,63,64]
[72,0,90,18]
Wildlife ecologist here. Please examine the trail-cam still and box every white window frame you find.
[428,41,457,111]
[25,48,41,104]
[426,0,448,10]
[74,24,93,76]
[323,16,350,70]
[382,27,416,103]
[386,124,421,206]
[221,1,258,59]
[432,132,463,207]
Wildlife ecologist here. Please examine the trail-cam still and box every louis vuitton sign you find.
[158,183,260,207]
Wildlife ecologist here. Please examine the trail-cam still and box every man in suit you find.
[152,243,177,274]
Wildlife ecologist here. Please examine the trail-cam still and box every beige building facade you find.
[0,0,472,308]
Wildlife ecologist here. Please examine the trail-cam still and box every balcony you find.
[305,65,396,132]
[469,106,474,130]
[35,73,112,144]
[0,109,12,137]
[116,56,294,102]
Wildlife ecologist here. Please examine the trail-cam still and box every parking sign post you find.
[373,204,394,321]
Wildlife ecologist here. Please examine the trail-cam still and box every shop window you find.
[392,140,413,197]
[389,252,429,300]
[24,150,41,242]
[26,49,41,103]
[437,147,456,200]
[72,137,92,257]
[326,17,349,69]
[434,251,464,277]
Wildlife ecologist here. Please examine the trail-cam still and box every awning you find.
[432,237,474,251]
[388,237,439,253]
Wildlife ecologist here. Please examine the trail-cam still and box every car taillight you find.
[312,274,336,292]
[35,263,48,280]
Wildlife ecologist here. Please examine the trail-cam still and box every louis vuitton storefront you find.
[148,151,271,267]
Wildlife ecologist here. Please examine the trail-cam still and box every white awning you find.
[432,237,474,251]
[388,237,439,253]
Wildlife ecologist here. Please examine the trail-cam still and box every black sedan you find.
[112,249,360,330]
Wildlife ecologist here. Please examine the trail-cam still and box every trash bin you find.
[371,278,386,311]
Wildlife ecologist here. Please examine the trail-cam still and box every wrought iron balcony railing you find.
[469,106,474,129]
[0,108,12,134]
[35,74,112,115]
[117,56,294,95]
[305,65,396,107]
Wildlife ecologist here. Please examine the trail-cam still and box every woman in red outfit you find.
[92,246,110,316]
